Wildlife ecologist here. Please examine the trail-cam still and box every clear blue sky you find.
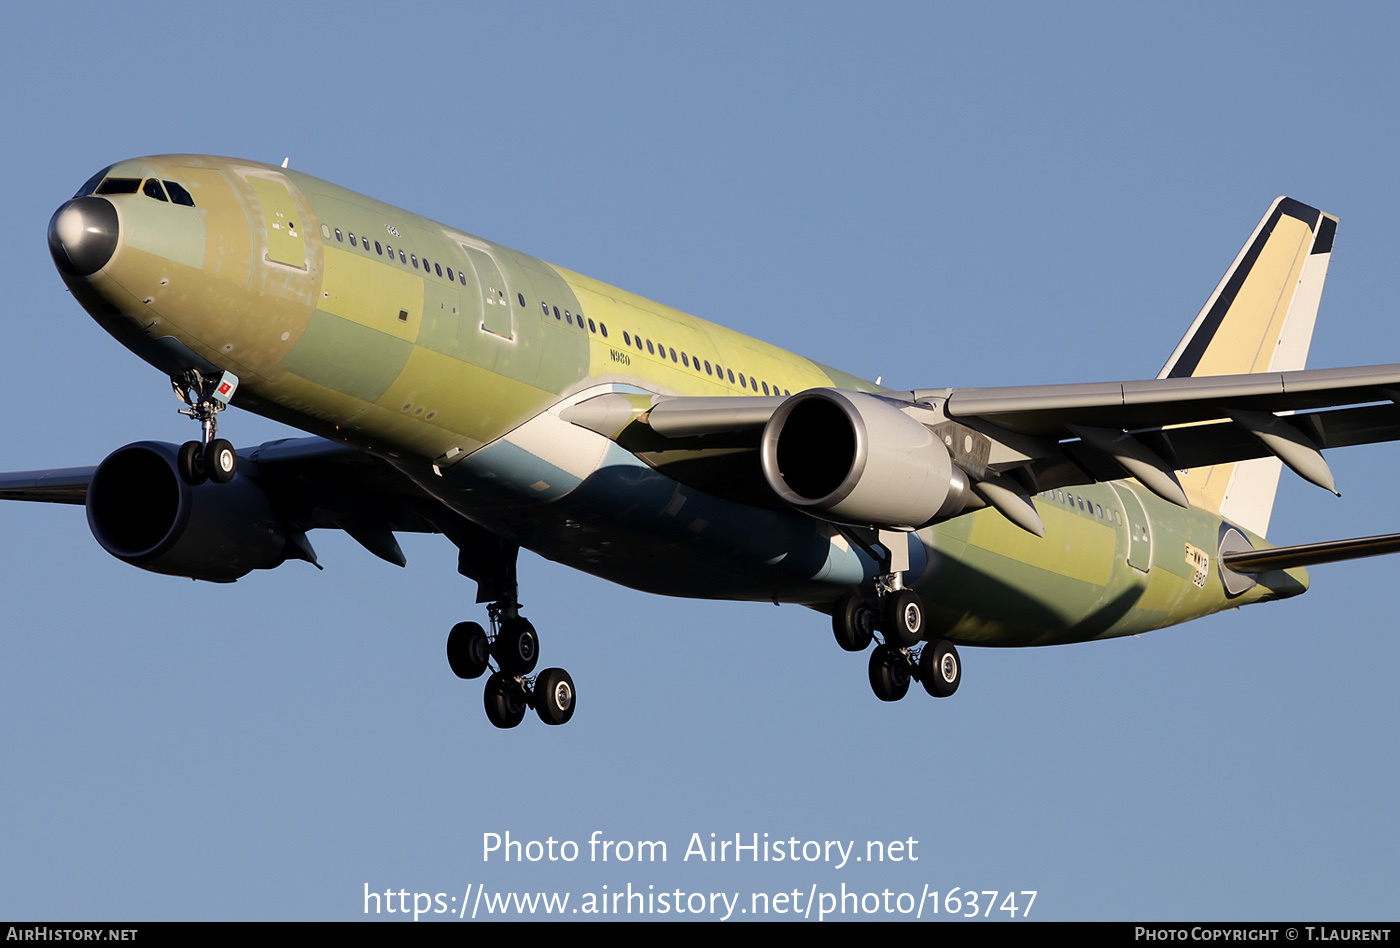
[2,1,1397,921]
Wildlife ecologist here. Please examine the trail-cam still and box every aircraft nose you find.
[48,196,119,277]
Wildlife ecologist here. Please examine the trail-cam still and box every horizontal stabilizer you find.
[1222,532,1400,573]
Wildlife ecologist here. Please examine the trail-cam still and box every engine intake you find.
[760,389,968,529]
[86,441,290,582]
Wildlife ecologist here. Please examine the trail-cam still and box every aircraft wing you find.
[565,361,1400,526]
[926,363,1400,437]
[0,436,467,577]
[0,465,95,505]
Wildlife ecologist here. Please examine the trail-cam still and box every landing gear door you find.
[1110,482,1153,572]
[460,245,514,340]
[246,176,308,270]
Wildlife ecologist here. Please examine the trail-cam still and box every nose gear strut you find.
[172,368,239,485]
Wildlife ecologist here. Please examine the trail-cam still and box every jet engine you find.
[759,389,969,529]
[85,442,291,582]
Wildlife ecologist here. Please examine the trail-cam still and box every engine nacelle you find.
[85,441,290,582]
[760,389,968,529]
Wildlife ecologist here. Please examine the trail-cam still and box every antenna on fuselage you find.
[281,157,290,168]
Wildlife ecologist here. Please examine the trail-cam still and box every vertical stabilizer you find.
[1158,198,1337,537]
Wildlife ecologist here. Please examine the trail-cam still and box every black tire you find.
[206,438,237,483]
[495,617,539,675]
[881,588,926,648]
[177,441,207,485]
[446,621,490,680]
[534,667,576,725]
[868,644,910,702]
[483,672,527,728]
[832,595,875,652]
[920,640,961,698]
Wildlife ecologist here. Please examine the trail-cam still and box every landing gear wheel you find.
[484,672,527,728]
[882,588,926,648]
[205,438,237,483]
[534,667,576,725]
[177,441,207,486]
[920,640,961,698]
[496,617,539,675]
[446,621,490,680]
[868,644,910,702]
[832,595,875,652]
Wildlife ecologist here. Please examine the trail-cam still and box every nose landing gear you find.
[172,368,239,485]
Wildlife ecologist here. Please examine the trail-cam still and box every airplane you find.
[9,154,1400,730]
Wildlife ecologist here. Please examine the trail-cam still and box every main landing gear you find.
[172,368,240,486]
[833,591,962,702]
[829,528,963,702]
[446,601,576,728]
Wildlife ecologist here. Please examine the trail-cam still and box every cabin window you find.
[588,318,597,333]
[681,353,689,367]
[375,241,383,255]
[599,323,608,338]
[565,310,573,325]
[646,340,655,355]
[623,331,632,346]
[349,233,358,247]
[553,306,561,320]
[411,254,418,268]
[459,272,466,285]
[726,369,735,384]
[705,361,712,375]
[669,347,678,362]
[142,179,168,201]
[399,250,406,263]
[336,229,344,242]
[761,381,770,395]
[517,293,525,307]
[435,263,442,277]
[542,302,549,316]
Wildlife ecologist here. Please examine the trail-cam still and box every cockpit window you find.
[74,167,113,198]
[163,181,196,207]
[95,177,141,195]
[142,179,169,201]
